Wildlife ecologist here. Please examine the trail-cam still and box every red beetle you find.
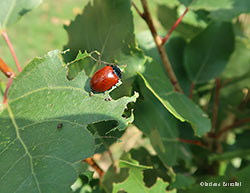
[90,65,121,93]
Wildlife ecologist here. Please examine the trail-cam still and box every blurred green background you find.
[0,0,86,81]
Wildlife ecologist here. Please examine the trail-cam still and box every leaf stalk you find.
[1,30,22,72]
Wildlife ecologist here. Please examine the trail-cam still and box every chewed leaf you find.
[63,0,145,79]
[0,50,138,193]
[113,160,176,193]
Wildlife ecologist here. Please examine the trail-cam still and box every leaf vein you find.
[8,86,87,104]
[7,105,42,193]
[0,153,27,182]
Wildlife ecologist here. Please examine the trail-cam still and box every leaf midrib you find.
[7,104,42,193]
[8,86,87,104]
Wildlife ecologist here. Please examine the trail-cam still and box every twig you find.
[161,7,189,45]
[211,78,221,132]
[0,58,16,104]
[131,1,145,19]
[138,0,183,93]
[84,157,104,183]
[189,82,195,99]
[140,0,161,45]
[3,76,14,104]
[0,58,15,78]
[178,137,207,149]
[216,118,250,138]
[1,30,22,72]
[221,79,230,88]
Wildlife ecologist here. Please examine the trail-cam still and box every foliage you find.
[0,0,250,192]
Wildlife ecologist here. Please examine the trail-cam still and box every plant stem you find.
[3,76,14,104]
[140,0,161,45]
[178,137,207,148]
[84,157,104,182]
[0,57,15,78]
[212,78,221,132]
[216,118,250,138]
[161,7,189,45]
[0,58,16,104]
[189,82,195,99]
[136,0,183,93]
[131,1,145,19]
[1,30,22,72]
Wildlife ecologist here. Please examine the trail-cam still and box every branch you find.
[178,138,207,149]
[0,58,16,104]
[211,78,221,132]
[139,0,183,93]
[216,118,250,138]
[140,0,160,45]
[84,157,104,182]
[0,57,15,78]
[1,30,22,72]
[162,7,189,45]
[3,76,14,104]
[131,1,145,19]
[189,82,195,99]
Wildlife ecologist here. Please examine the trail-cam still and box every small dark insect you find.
[57,123,63,131]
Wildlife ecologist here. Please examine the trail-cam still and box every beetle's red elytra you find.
[90,65,121,93]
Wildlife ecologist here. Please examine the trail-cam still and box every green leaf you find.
[179,0,250,21]
[139,59,211,137]
[134,75,195,167]
[217,36,250,116]
[64,0,145,79]
[184,22,234,84]
[134,87,184,166]
[0,50,138,193]
[82,170,94,183]
[164,36,191,95]
[89,120,124,154]
[130,147,171,187]
[66,50,96,80]
[137,31,191,95]
[0,0,42,29]
[169,173,195,189]
[222,36,250,79]
[112,160,176,193]
[234,130,250,150]
[219,73,250,112]
[178,0,193,7]
[209,149,250,162]
[102,164,129,193]
[0,82,5,110]
[148,179,176,193]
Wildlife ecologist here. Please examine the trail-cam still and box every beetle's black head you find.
[111,65,122,79]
